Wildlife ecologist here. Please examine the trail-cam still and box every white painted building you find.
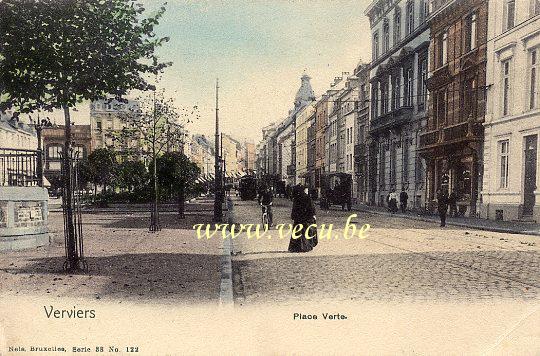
[275,116,296,186]
[295,102,315,184]
[340,75,360,180]
[0,112,39,186]
[90,98,141,154]
[0,112,38,151]
[481,0,540,221]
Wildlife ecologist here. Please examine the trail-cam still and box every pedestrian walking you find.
[288,185,316,253]
[388,189,398,213]
[399,188,408,213]
[437,189,449,227]
[448,190,458,217]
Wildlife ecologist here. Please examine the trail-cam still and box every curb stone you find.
[219,197,234,308]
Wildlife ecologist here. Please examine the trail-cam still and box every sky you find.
[53,0,372,143]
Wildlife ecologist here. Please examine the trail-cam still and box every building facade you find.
[275,117,296,187]
[0,112,39,187]
[90,98,141,156]
[186,134,214,176]
[244,142,256,174]
[307,114,317,192]
[481,0,540,221]
[325,78,345,175]
[315,96,331,191]
[257,74,315,191]
[42,125,92,191]
[354,61,371,204]
[0,113,38,151]
[366,0,430,209]
[340,74,360,183]
[295,102,315,185]
[221,133,243,178]
[419,0,488,217]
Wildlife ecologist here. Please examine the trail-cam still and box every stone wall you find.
[0,187,50,251]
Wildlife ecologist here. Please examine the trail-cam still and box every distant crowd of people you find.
[387,187,460,227]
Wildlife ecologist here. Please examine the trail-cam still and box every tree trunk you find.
[63,105,78,269]
[178,184,185,219]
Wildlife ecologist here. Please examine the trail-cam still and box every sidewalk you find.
[0,196,225,304]
[353,203,540,236]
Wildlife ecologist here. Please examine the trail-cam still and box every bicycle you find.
[261,203,272,226]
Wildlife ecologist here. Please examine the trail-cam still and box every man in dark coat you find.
[399,188,409,213]
[288,185,316,252]
[437,189,449,227]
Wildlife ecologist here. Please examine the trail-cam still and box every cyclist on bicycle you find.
[258,185,274,226]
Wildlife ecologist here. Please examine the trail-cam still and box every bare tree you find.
[109,90,199,230]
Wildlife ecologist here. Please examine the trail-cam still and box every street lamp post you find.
[33,115,52,187]
[214,79,223,222]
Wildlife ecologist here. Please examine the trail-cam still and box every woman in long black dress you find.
[288,185,317,253]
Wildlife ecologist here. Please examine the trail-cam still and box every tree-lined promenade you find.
[0,0,200,269]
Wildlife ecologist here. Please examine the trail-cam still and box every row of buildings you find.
[1,98,255,190]
[256,0,540,222]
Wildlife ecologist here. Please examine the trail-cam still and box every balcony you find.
[370,106,413,133]
[419,129,439,147]
[427,64,451,91]
[419,120,483,150]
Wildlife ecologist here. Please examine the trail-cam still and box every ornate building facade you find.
[354,61,371,204]
[366,0,429,208]
[419,0,488,217]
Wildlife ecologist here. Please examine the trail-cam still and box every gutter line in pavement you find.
[219,198,234,308]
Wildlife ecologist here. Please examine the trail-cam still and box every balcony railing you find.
[419,120,483,148]
[0,148,41,187]
[370,106,413,133]
[419,130,439,147]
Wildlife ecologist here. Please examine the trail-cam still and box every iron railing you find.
[0,148,41,187]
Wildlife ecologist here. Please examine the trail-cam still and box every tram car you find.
[238,175,257,200]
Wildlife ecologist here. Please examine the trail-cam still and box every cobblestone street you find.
[231,197,540,304]
[1,197,540,354]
